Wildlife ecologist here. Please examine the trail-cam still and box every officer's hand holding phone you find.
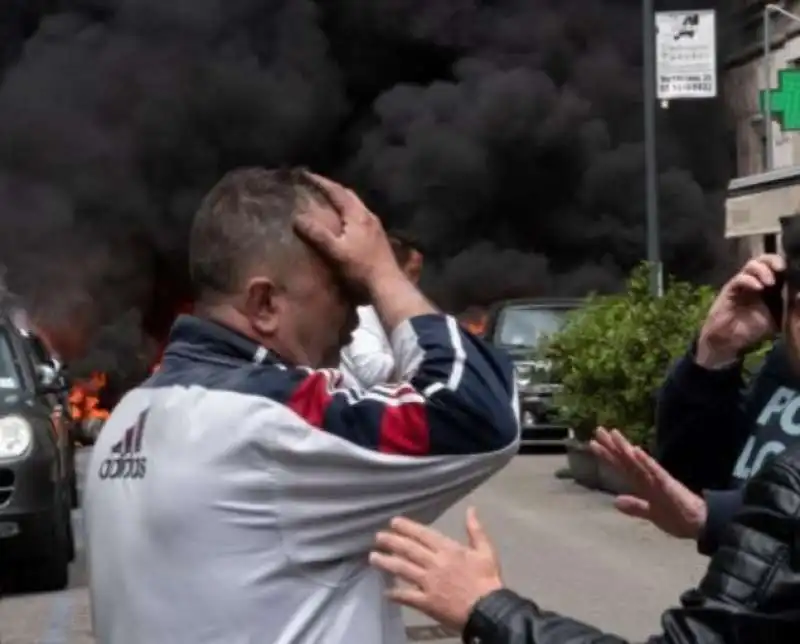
[697,254,785,369]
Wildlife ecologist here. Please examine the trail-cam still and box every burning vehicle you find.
[54,300,194,445]
[69,371,111,446]
[458,306,489,337]
[483,298,582,447]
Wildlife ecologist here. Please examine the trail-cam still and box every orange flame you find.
[460,308,488,336]
[463,319,486,335]
[69,371,110,422]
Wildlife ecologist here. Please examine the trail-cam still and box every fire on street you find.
[0,452,707,643]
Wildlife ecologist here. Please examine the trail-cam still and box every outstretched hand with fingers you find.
[369,507,504,630]
[590,428,707,540]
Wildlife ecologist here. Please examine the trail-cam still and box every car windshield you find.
[495,307,571,349]
[0,330,22,390]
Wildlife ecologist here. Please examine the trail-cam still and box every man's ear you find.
[244,277,280,335]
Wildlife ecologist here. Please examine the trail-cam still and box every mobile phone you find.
[761,268,786,329]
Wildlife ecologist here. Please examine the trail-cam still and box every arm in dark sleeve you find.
[461,449,800,644]
[655,342,754,493]
[285,313,520,456]
[462,589,631,644]
[461,589,786,644]
[696,489,744,557]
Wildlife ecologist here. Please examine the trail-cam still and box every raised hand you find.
[697,254,784,368]
[590,428,707,540]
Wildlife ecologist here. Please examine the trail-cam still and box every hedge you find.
[541,263,768,448]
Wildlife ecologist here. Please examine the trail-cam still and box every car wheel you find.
[64,494,75,563]
[69,469,79,509]
[33,543,69,592]
[31,494,71,591]
[67,438,79,508]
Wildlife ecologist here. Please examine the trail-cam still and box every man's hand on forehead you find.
[298,190,344,238]
[292,173,401,289]
[304,173,371,224]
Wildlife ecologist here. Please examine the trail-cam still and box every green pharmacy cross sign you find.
[761,68,800,131]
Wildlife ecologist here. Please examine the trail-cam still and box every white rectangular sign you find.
[655,10,717,100]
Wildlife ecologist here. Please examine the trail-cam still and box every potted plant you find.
[564,418,600,490]
[542,263,716,494]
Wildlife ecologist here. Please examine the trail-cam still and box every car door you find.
[25,334,71,472]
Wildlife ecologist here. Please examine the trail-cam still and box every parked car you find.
[484,298,581,447]
[0,314,75,591]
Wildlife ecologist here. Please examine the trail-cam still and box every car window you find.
[0,329,24,390]
[494,308,570,349]
[27,335,51,367]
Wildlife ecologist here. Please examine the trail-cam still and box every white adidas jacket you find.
[84,313,520,644]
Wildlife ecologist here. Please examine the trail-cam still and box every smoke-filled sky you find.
[0,0,732,373]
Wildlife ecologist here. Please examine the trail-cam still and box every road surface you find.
[1,450,708,643]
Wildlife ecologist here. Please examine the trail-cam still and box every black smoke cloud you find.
[0,0,731,376]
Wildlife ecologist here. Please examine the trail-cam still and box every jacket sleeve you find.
[339,307,396,388]
[461,590,789,644]
[266,313,520,562]
[654,342,755,493]
[285,313,519,456]
[462,447,800,644]
[696,489,743,556]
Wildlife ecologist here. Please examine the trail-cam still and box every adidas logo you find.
[98,410,148,480]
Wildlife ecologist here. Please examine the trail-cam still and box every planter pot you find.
[597,459,632,495]
[565,439,633,495]
[565,439,599,490]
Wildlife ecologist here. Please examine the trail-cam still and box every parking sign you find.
[655,10,717,100]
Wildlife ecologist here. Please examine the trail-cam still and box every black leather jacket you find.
[461,446,800,644]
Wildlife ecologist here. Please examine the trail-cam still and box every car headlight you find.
[0,415,33,459]
[515,364,532,388]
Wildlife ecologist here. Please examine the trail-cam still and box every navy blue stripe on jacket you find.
[149,314,519,457]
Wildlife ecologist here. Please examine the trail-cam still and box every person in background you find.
[370,443,800,643]
[84,168,519,644]
[339,233,423,388]
[591,225,800,557]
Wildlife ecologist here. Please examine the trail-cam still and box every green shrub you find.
[541,263,716,448]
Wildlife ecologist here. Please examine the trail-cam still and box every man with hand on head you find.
[339,232,424,388]
[84,167,519,644]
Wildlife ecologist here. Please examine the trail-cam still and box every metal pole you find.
[643,0,661,296]
[764,6,774,170]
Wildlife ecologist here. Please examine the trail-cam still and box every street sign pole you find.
[643,0,661,297]
[651,9,716,297]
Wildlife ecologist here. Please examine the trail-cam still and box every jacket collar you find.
[164,314,273,365]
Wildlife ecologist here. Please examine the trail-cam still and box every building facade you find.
[724,0,800,254]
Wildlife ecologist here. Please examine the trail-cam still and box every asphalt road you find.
[1,450,708,643]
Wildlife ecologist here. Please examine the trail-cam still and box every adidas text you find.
[98,457,147,480]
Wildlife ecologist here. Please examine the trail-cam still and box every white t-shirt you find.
[340,306,396,388]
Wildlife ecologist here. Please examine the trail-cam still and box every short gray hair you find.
[189,167,337,298]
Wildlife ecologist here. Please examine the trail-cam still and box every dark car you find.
[0,315,75,591]
[484,298,581,447]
